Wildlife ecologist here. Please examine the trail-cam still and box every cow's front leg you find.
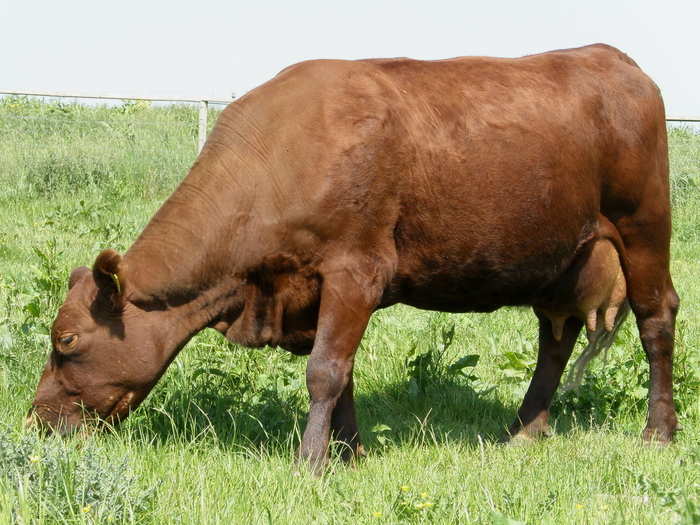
[507,313,582,443]
[297,265,379,474]
[331,376,366,462]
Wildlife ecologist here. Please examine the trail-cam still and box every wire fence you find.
[0,91,232,153]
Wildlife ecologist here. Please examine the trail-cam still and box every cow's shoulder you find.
[266,58,399,137]
[274,58,386,88]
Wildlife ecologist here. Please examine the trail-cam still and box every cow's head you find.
[29,249,168,434]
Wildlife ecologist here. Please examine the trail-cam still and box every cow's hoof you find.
[502,422,554,445]
[338,442,367,463]
[642,426,675,445]
[295,451,329,477]
[505,432,536,447]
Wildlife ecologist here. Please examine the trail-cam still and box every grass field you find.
[0,96,698,524]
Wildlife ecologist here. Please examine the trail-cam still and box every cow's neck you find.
[155,278,245,355]
[122,144,258,312]
[120,104,275,344]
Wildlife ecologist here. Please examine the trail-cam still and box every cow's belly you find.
[386,245,582,312]
[383,187,598,312]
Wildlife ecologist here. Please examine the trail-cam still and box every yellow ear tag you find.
[110,273,122,295]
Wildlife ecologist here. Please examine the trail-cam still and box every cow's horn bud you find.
[110,273,122,294]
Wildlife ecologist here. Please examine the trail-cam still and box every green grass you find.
[0,96,698,524]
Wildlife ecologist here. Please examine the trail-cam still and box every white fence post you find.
[198,100,208,154]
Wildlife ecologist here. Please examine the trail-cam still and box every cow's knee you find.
[307,356,351,401]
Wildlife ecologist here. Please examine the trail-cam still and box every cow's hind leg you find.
[507,314,582,443]
[297,261,384,474]
[615,216,680,443]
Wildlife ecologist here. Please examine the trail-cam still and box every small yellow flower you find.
[423,502,434,507]
[28,455,40,463]
[400,485,410,492]
[81,505,92,513]
[420,492,429,499]
[415,503,425,509]
[372,511,382,518]
[575,504,584,509]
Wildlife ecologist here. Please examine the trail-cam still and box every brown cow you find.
[30,44,679,473]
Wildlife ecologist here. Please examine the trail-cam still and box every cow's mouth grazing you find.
[28,402,83,436]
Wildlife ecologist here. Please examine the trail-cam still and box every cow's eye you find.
[58,334,78,349]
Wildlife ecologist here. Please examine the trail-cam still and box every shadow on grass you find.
[120,374,531,455]
[355,381,517,448]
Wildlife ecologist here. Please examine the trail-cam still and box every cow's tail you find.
[561,300,631,391]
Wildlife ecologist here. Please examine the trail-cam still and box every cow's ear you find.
[93,249,126,307]
[68,266,90,289]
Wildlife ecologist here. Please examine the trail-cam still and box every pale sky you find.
[1,0,699,116]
